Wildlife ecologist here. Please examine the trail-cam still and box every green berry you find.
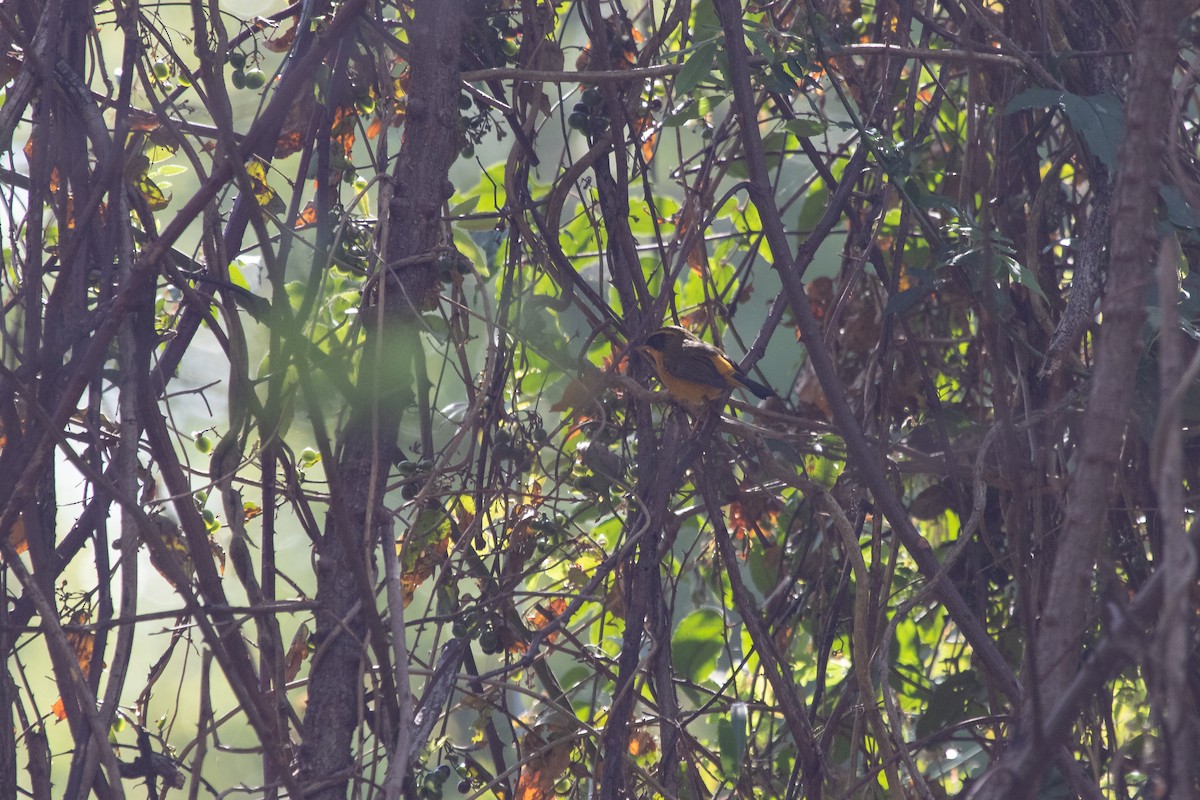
[242,68,267,89]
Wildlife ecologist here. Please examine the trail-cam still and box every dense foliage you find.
[1,1,1198,798]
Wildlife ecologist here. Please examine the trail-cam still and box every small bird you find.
[636,325,774,406]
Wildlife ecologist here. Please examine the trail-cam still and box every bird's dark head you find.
[644,330,671,352]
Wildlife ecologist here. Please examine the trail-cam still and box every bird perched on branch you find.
[636,325,774,407]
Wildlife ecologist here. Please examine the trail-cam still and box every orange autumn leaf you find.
[630,113,658,163]
[294,202,318,229]
[628,729,657,757]
[640,129,657,162]
[729,487,781,543]
[274,129,304,159]
[515,727,573,800]
[502,627,529,655]
[396,507,452,606]
[575,17,642,71]
[330,105,356,157]
[53,607,104,714]
[23,138,62,193]
[64,608,97,678]
[525,598,568,643]
[5,513,26,555]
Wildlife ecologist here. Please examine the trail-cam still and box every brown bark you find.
[295,1,466,797]
[968,0,1192,797]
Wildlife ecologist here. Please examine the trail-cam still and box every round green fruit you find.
[242,68,267,89]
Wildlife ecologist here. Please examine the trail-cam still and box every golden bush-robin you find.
[636,325,774,406]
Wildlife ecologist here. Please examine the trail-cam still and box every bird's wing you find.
[675,339,735,389]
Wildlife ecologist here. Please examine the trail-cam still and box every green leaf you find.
[915,672,986,739]
[1003,87,1067,115]
[1005,89,1124,171]
[903,176,960,215]
[786,117,827,138]
[885,278,935,316]
[1002,254,1047,300]
[716,702,749,778]
[1160,184,1200,230]
[671,608,725,683]
[743,24,775,63]
[448,195,480,217]
[796,182,829,233]
[676,39,718,96]
[1060,92,1123,172]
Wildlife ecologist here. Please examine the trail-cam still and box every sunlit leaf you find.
[671,608,725,683]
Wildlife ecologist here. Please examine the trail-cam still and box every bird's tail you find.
[732,371,775,399]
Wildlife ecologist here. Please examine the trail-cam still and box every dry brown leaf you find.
[283,623,311,682]
[263,22,297,53]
